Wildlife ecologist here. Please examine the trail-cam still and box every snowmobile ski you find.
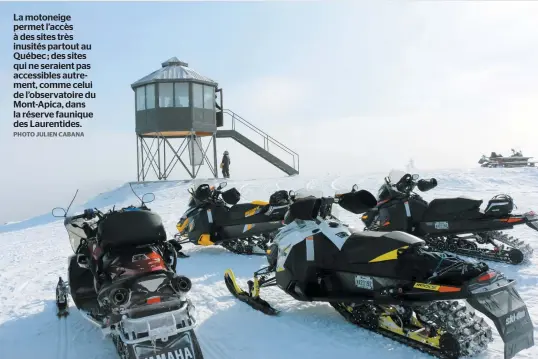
[224,268,278,315]
[56,276,69,318]
[224,190,534,359]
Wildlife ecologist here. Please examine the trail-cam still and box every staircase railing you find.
[221,109,299,173]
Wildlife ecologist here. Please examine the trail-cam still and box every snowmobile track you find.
[219,236,273,255]
[427,231,533,265]
[331,300,493,359]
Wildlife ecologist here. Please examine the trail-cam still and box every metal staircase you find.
[216,109,299,176]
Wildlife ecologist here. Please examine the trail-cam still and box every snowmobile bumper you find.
[117,300,204,359]
[466,271,534,359]
[524,211,538,231]
[117,303,197,344]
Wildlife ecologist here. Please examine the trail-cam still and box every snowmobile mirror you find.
[412,174,419,180]
[52,207,67,217]
[337,190,377,214]
[288,190,296,200]
[218,181,227,190]
[352,184,359,192]
[142,193,155,204]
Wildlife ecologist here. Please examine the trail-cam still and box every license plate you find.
[355,275,374,290]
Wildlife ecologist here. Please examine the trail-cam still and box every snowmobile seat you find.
[338,231,424,265]
[97,210,167,250]
[424,197,483,220]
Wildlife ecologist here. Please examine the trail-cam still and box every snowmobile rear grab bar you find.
[117,301,197,345]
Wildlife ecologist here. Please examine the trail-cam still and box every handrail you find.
[222,109,299,172]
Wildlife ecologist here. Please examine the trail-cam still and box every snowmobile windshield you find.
[64,216,92,253]
[187,195,196,208]
[388,169,407,185]
[377,183,393,201]
[293,188,323,200]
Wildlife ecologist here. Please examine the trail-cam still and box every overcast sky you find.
[1,1,537,223]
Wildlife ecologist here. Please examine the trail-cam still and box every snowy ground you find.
[1,168,538,359]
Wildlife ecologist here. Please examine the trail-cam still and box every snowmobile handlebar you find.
[287,190,377,222]
[76,204,147,222]
[67,208,103,221]
[385,174,438,195]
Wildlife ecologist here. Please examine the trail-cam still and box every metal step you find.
[216,129,298,176]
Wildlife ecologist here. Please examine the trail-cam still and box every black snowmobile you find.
[171,182,291,255]
[224,190,534,359]
[53,189,204,359]
[360,170,538,264]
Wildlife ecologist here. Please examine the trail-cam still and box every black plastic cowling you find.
[221,187,241,205]
[338,190,377,214]
[417,178,437,192]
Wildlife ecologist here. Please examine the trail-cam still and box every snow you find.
[1,167,538,359]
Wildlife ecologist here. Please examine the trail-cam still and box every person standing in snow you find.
[221,151,230,178]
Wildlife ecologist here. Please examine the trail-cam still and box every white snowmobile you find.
[53,188,204,359]
[224,188,534,359]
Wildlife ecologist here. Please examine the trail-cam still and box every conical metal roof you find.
[131,57,217,88]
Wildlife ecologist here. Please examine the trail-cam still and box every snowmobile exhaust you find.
[466,272,534,359]
[110,288,130,306]
[172,275,192,293]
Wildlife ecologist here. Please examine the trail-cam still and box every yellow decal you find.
[251,200,269,205]
[176,218,189,233]
[245,207,260,217]
[243,224,253,232]
[413,283,440,291]
[197,234,214,246]
[369,246,408,263]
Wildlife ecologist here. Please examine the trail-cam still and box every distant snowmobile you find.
[171,182,291,255]
[478,149,536,168]
[224,190,534,359]
[360,170,538,264]
[52,188,204,359]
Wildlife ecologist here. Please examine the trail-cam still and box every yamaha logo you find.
[143,347,194,359]
[505,310,526,325]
